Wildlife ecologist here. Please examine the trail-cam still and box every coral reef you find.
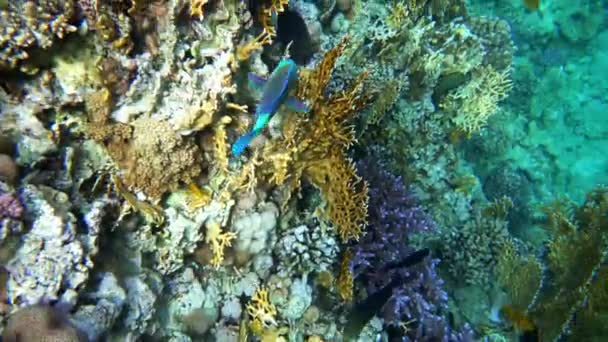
[439,209,511,288]
[274,223,338,275]
[6,185,97,307]
[1,0,602,340]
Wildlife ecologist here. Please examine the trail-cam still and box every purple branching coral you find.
[352,154,472,341]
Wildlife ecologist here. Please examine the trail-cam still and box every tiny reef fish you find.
[231,58,309,157]
[343,248,431,340]
[500,304,541,342]
[523,0,540,11]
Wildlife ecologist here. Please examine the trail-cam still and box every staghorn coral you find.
[497,187,608,341]
[0,0,77,73]
[246,287,278,331]
[348,154,468,340]
[255,38,369,242]
[442,65,513,134]
[205,221,237,268]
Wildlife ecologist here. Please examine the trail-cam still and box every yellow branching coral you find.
[111,174,165,225]
[261,0,289,36]
[190,0,208,20]
[337,248,354,302]
[236,30,274,62]
[256,37,369,242]
[246,287,278,329]
[213,116,232,173]
[186,183,212,210]
[442,65,512,134]
[236,0,288,62]
[205,221,237,268]
[497,187,608,341]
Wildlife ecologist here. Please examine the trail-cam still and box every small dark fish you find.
[523,0,544,18]
[380,248,431,272]
[276,10,316,65]
[500,305,541,342]
[343,248,430,340]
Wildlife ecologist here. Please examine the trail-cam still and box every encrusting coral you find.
[85,89,202,201]
[3,304,86,342]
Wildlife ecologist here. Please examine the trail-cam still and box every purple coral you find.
[0,191,23,220]
[353,154,472,341]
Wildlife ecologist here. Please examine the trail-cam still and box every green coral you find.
[497,187,608,341]
[440,209,511,287]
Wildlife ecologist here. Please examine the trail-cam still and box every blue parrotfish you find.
[231,58,309,157]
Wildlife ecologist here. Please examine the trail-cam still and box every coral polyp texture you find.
[0,0,77,73]
[0,0,605,340]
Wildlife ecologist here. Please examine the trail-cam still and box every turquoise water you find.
[0,0,606,341]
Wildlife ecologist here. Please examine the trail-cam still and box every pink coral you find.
[0,192,22,219]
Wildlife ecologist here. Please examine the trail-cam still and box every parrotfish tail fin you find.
[285,96,309,113]
[248,73,268,93]
[232,131,258,157]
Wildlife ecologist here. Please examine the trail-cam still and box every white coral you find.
[232,202,279,254]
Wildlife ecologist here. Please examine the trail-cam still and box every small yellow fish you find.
[500,305,536,332]
[523,0,540,11]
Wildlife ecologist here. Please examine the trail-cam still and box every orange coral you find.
[205,221,237,268]
[337,248,354,301]
[85,91,201,200]
[265,37,369,242]
[246,287,278,328]
[190,0,208,19]
[236,0,289,62]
